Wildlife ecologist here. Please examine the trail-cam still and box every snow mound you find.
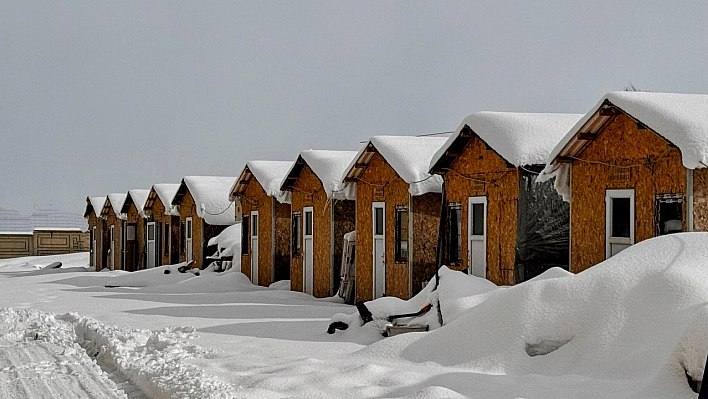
[269,280,291,290]
[104,264,196,287]
[143,269,260,294]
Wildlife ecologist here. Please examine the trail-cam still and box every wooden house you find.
[280,150,358,297]
[343,136,447,301]
[119,189,150,271]
[99,193,127,271]
[84,196,106,270]
[540,92,708,273]
[171,176,237,269]
[429,112,581,285]
[143,183,181,267]
[230,161,293,286]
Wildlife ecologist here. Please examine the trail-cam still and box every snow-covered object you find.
[233,160,293,204]
[103,193,127,220]
[539,92,708,201]
[207,223,241,262]
[151,183,180,216]
[125,189,150,218]
[430,112,582,170]
[178,176,237,225]
[287,150,358,200]
[87,196,106,217]
[347,136,448,196]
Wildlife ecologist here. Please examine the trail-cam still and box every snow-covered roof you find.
[430,112,583,172]
[121,189,151,218]
[102,193,127,220]
[231,161,293,204]
[150,183,180,216]
[539,91,708,201]
[281,150,358,200]
[85,196,106,218]
[173,176,237,225]
[345,136,448,196]
[33,227,83,232]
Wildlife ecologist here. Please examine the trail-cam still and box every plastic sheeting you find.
[515,165,570,283]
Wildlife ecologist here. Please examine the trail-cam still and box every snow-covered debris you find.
[175,176,237,225]
[346,136,448,196]
[283,150,359,200]
[122,189,150,217]
[539,92,708,201]
[232,160,294,204]
[152,183,181,216]
[430,112,582,170]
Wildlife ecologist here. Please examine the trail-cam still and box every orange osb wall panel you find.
[332,199,355,293]
[692,168,708,231]
[274,200,292,282]
[104,209,123,271]
[124,204,145,271]
[411,192,442,295]
[570,113,685,273]
[149,197,172,267]
[355,152,410,301]
[179,190,203,269]
[290,164,332,297]
[87,214,105,269]
[444,136,519,286]
[239,178,274,285]
[98,217,108,271]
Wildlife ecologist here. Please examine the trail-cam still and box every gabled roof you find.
[230,161,293,204]
[281,150,358,200]
[101,193,127,220]
[430,112,582,173]
[539,91,708,202]
[84,196,106,218]
[172,176,237,225]
[144,183,180,216]
[344,136,447,196]
[120,189,151,218]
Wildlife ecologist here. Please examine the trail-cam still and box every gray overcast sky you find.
[1,1,706,215]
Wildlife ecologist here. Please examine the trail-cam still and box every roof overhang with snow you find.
[429,125,514,174]
[120,189,150,218]
[230,161,293,204]
[280,150,357,200]
[100,194,127,220]
[171,176,237,225]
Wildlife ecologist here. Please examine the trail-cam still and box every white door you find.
[109,225,115,271]
[468,197,487,278]
[146,222,156,268]
[372,202,385,298]
[606,189,635,258]
[303,207,314,295]
[92,226,97,267]
[185,217,193,264]
[250,211,259,285]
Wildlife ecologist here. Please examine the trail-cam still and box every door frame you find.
[303,206,314,295]
[250,210,259,285]
[605,189,635,259]
[109,224,115,271]
[372,201,386,298]
[468,196,487,278]
[92,226,97,267]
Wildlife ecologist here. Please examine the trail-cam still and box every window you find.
[374,206,384,236]
[448,203,462,263]
[292,212,301,256]
[305,210,313,236]
[655,194,683,235]
[395,206,409,262]
[605,189,635,258]
[241,216,249,255]
[148,223,155,241]
[126,225,135,241]
[471,203,484,236]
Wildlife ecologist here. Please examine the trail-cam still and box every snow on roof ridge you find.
[539,91,708,201]
[350,135,448,196]
[105,193,128,220]
[182,176,237,225]
[431,111,583,171]
[126,189,151,218]
[240,160,294,203]
[88,196,106,217]
[297,150,359,200]
[151,183,180,216]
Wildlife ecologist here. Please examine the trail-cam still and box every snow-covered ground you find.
[1,233,707,398]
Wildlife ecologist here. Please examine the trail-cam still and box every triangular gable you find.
[231,161,293,204]
[281,150,357,200]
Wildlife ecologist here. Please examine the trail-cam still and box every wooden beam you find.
[599,107,620,117]
[555,156,574,164]
[577,133,596,141]
[354,162,368,169]
[636,122,648,130]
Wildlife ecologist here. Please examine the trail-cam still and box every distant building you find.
[0,207,87,232]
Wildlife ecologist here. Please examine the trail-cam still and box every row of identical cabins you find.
[85,91,708,302]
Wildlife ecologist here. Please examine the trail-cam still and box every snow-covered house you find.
[84,196,106,270]
[343,136,447,301]
[100,193,127,271]
[280,150,357,298]
[430,112,581,285]
[230,161,293,286]
[119,189,150,272]
[171,176,237,269]
[539,92,708,273]
[143,184,181,268]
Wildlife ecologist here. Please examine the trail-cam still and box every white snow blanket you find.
[180,176,237,225]
[87,196,106,217]
[292,150,358,200]
[125,189,150,218]
[431,111,582,169]
[235,160,293,204]
[152,183,180,216]
[539,91,708,201]
[347,135,448,196]
[105,193,127,220]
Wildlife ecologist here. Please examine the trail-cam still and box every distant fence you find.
[0,229,89,259]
